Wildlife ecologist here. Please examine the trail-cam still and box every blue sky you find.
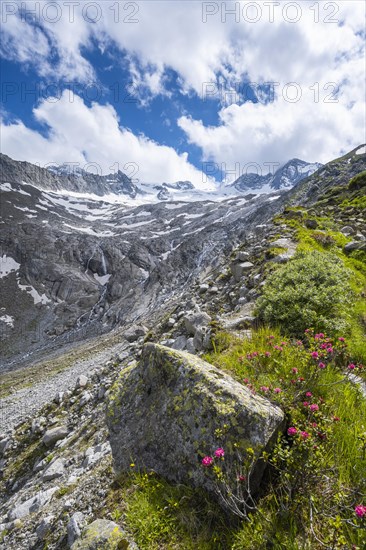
[1,1,365,186]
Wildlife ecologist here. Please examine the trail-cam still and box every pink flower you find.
[318,362,326,369]
[310,404,319,412]
[238,474,246,482]
[269,335,275,339]
[260,386,270,393]
[300,431,310,439]
[265,351,271,357]
[355,505,366,518]
[306,392,312,397]
[348,363,356,370]
[338,337,345,342]
[311,352,319,359]
[274,345,283,351]
[296,340,303,346]
[202,456,213,467]
[243,378,249,384]
[214,448,225,458]
[274,388,282,394]
[327,347,334,354]
[252,351,259,357]
[292,367,298,374]
[333,416,340,422]
[287,427,297,436]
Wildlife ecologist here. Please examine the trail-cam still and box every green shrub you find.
[348,170,366,190]
[256,251,353,337]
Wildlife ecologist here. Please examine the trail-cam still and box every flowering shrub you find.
[205,327,366,548]
[256,250,353,337]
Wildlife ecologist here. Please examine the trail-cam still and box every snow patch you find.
[0,255,20,278]
[0,314,14,328]
[355,145,366,155]
[93,273,111,285]
[17,279,51,305]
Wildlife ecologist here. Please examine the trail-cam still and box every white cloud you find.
[1,0,365,177]
[1,92,213,188]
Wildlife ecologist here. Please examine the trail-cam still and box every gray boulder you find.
[8,487,59,520]
[70,519,130,549]
[107,344,285,515]
[36,515,55,540]
[42,425,69,447]
[42,458,65,481]
[67,512,86,547]
[184,310,211,336]
[230,261,254,282]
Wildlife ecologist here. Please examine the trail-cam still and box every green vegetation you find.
[256,250,354,337]
[204,327,366,549]
[105,472,233,549]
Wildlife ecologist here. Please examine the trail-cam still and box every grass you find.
[203,327,366,548]
[104,472,234,549]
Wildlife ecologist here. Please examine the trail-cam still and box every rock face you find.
[107,344,285,514]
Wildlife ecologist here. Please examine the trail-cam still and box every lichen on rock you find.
[106,343,285,515]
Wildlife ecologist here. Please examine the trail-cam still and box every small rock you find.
[236,250,250,261]
[42,458,65,481]
[42,426,69,447]
[70,519,130,550]
[198,284,209,293]
[170,335,187,351]
[8,487,59,520]
[167,317,176,328]
[230,261,254,282]
[340,225,355,236]
[184,310,211,336]
[0,438,11,456]
[123,324,147,343]
[67,512,86,547]
[76,375,88,388]
[36,515,55,540]
[305,219,318,229]
[79,391,92,407]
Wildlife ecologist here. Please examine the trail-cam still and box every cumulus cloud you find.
[1,92,213,188]
[1,0,365,178]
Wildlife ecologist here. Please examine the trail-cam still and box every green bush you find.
[348,170,366,190]
[256,251,353,337]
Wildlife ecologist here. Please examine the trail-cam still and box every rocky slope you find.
[0,145,365,549]
[1,154,292,371]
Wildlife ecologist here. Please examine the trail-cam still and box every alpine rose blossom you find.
[202,456,213,467]
[355,505,366,518]
[214,448,225,458]
[301,431,310,439]
[318,362,326,369]
[348,363,356,370]
[310,404,319,412]
[274,388,282,394]
[311,352,319,359]
[287,427,297,436]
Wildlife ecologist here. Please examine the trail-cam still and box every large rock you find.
[42,458,65,481]
[42,425,69,447]
[107,344,285,514]
[70,519,130,549]
[183,310,211,336]
[8,487,59,520]
[230,261,254,282]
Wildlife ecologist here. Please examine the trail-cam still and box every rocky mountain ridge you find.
[229,158,322,193]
